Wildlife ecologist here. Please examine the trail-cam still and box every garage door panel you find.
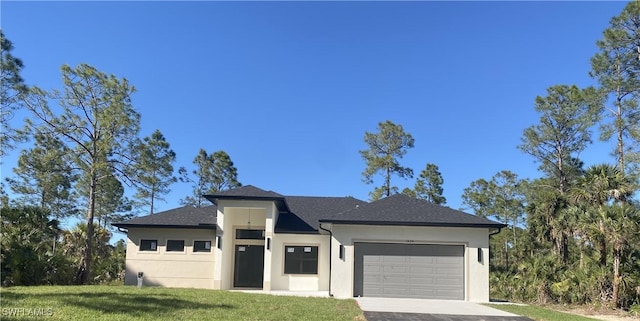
[355,243,464,300]
[409,277,436,286]
[437,277,462,286]
[411,266,435,274]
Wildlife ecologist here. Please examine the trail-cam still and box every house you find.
[113,185,505,302]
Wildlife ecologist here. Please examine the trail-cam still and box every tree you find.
[77,167,133,228]
[360,120,415,201]
[570,163,636,307]
[6,132,78,219]
[22,64,140,284]
[0,30,28,157]
[414,163,446,205]
[133,129,176,214]
[590,1,640,176]
[519,85,602,195]
[180,149,241,207]
[518,85,602,262]
[462,170,526,268]
[59,222,116,284]
[0,206,73,286]
[605,203,639,308]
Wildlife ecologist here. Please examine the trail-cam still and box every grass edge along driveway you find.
[0,285,365,321]
[486,303,602,321]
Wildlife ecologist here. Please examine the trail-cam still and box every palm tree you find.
[604,203,639,307]
[570,164,636,307]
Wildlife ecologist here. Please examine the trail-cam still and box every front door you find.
[233,244,264,288]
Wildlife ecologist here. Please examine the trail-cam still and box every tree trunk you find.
[599,219,607,268]
[504,239,509,269]
[150,187,155,215]
[616,94,624,173]
[511,222,518,255]
[612,244,622,308]
[385,167,391,197]
[81,168,97,285]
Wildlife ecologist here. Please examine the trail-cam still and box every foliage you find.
[133,129,176,214]
[519,85,602,194]
[77,167,134,227]
[0,30,28,157]
[413,163,446,204]
[179,149,241,208]
[22,63,140,284]
[59,223,125,284]
[0,206,74,286]
[590,0,640,176]
[0,286,364,321]
[360,120,415,201]
[6,132,78,219]
[463,170,526,268]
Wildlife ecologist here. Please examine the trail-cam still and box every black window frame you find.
[140,239,158,252]
[236,229,265,240]
[166,240,185,252]
[284,245,318,275]
[194,240,212,252]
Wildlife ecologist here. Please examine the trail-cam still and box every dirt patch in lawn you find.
[553,305,638,321]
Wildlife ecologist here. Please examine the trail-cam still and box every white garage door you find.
[354,243,464,300]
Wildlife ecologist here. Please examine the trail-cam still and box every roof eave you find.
[317,220,506,229]
[111,223,217,230]
[273,229,320,235]
[203,195,290,212]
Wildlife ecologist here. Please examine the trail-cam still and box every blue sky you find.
[0,1,629,235]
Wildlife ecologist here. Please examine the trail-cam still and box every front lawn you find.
[0,285,365,321]
[486,304,601,321]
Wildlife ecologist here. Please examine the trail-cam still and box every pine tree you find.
[134,129,176,214]
[179,149,241,207]
[414,163,446,205]
[590,1,640,177]
[22,64,140,284]
[360,120,414,201]
[1,30,28,157]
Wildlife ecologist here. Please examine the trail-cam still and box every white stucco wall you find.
[269,233,330,291]
[326,224,491,302]
[124,228,216,288]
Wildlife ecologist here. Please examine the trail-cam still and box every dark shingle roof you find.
[113,186,504,232]
[204,185,283,202]
[319,194,505,228]
[276,196,367,233]
[112,205,217,229]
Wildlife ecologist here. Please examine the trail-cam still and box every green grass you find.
[486,304,601,321]
[0,285,365,321]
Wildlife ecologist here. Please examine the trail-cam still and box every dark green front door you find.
[234,245,264,288]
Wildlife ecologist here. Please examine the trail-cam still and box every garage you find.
[354,243,464,300]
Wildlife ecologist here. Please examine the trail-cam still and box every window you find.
[167,240,185,252]
[194,240,212,252]
[236,229,265,240]
[140,239,157,251]
[284,246,318,274]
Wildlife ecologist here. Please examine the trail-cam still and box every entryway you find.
[233,244,264,288]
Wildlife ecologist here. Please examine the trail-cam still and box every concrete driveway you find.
[356,298,533,321]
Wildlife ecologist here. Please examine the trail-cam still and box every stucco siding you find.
[124,228,216,288]
[327,224,491,302]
